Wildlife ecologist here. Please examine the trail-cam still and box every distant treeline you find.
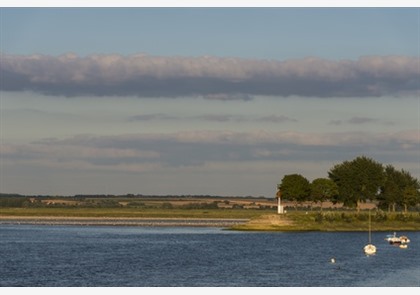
[278,156,420,213]
[0,195,28,207]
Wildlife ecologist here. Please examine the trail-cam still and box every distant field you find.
[0,207,267,219]
[33,196,278,208]
[1,195,419,231]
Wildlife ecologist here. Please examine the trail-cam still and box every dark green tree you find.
[379,178,399,212]
[279,174,311,210]
[379,166,420,212]
[328,156,385,211]
[398,170,420,212]
[379,165,404,212]
[310,178,339,211]
[401,187,419,213]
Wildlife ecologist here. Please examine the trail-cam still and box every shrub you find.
[315,212,324,223]
[373,210,387,222]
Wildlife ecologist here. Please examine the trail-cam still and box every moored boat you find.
[364,210,376,255]
[385,232,410,245]
[364,244,377,255]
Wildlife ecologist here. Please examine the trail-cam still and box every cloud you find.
[329,116,395,126]
[348,116,377,124]
[1,54,418,98]
[127,113,298,123]
[2,129,418,173]
[257,115,298,123]
[195,114,233,122]
[128,113,178,121]
[201,93,254,101]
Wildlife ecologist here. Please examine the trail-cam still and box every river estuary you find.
[0,225,419,287]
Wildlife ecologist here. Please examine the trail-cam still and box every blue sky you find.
[1,5,419,197]
[2,8,419,59]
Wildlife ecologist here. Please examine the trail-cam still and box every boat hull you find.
[364,244,376,255]
[385,233,410,245]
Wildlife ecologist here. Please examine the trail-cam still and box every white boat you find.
[364,244,377,255]
[400,236,410,244]
[385,232,410,245]
[385,232,400,244]
[364,210,376,255]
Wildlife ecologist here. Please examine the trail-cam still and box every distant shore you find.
[0,216,249,227]
[1,210,419,231]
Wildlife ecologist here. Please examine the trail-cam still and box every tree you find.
[328,156,385,211]
[310,178,339,211]
[378,166,420,212]
[380,178,399,212]
[398,170,420,213]
[379,165,405,212]
[279,174,311,210]
[401,187,419,213]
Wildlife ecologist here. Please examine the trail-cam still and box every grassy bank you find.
[231,211,420,232]
[1,207,419,231]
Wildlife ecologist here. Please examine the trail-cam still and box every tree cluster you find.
[279,156,420,212]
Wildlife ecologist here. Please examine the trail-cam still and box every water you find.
[0,225,419,287]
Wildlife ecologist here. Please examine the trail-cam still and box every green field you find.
[0,207,264,219]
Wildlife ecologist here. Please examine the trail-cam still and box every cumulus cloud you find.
[1,54,418,98]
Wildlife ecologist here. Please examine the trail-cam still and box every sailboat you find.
[363,209,376,255]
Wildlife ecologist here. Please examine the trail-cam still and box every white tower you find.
[276,184,284,214]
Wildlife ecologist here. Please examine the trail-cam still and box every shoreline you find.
[2,213,419,231]
[0,216,249,227]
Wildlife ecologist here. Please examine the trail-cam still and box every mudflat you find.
[0,216,249,227]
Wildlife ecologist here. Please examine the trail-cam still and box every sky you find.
[1,3,420,197]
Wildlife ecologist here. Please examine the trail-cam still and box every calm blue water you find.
[0,225,419,287]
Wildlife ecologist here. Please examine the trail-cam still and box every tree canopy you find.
[328,156,385,211]
[377,166,420,212]
[278,155,420,212]
[279,174,311,209]
[310,178,338,210]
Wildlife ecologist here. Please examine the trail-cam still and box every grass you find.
[231,211,420,231]
[0,207,264,219]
